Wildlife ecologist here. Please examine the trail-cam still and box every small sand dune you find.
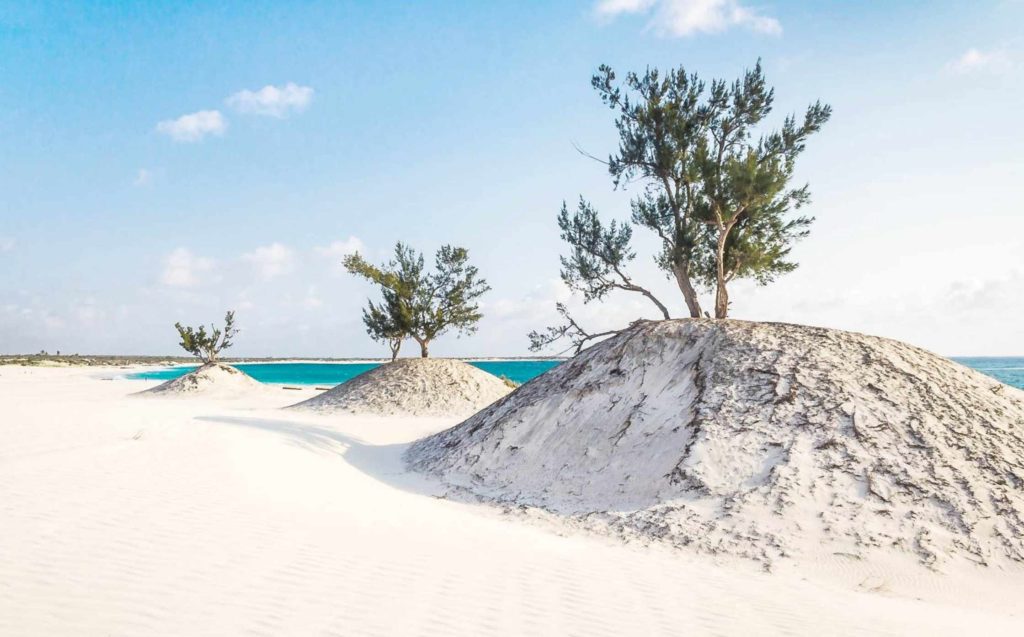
[288,358,511,417]
[135,362,269,399]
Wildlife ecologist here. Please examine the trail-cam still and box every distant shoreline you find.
[0,354,568,368]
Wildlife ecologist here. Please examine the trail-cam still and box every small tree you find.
[363,298,406,361]
[344,242,490,358]
[175,310,237,364]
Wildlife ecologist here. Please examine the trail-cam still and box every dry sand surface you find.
[410,320,1024,570]
[2,364,1024,635]
[289,358,511,417]
[136,362,271,398]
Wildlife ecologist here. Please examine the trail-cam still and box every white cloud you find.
[226,83,314,118]
[595,0,656,16]
[156,110,227,142]
[315,236,365,259]
[944,270,1023,312]
[161,248,215,288]
[595,0,781,37]
[134,168,153,187]
[243,243,295,279]
[0,237,14,252]
[315,236,365,275]
[947,48,1011,74]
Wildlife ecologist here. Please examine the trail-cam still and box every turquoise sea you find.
[129,360,562,387]
[952,357,1024,391]
[128,357,1024,390]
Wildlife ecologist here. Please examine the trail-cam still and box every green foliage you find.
[174,310,237,363]
[558,197,635,303]
[344,242,490,358]
[557,198,671,320]
[362,299,406,361]
[533,60,830,352]
[498,375,519,389]
[593,59,830,317]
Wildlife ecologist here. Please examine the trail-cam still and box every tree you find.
[683,63,831,318]
[344,242,490,358]
[175,310,237,364]
[532,60,829,352]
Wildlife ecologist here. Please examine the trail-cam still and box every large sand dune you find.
[408,320,1024,568]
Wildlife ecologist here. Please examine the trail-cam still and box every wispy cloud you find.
[226,83,314,118]
[0,237,14,253]
[947,48,1012,74]
[595,0,781,37]
[161,247,215,287]
[243,242,295,279]
[133,168,153,187]
[156,110,227,142]
[944,270,1023,311]
[596,0,656,16]
[314,236,365,259]
[315,236,365,275]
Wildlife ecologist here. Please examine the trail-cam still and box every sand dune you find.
[409,320,1024,569]
[135,362,270,399]
[289,358,511,417]
[1,365,1023,635]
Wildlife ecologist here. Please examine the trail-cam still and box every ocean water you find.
[128,357,1024,391]
[128,360,562,387]
[952,357,1024,390]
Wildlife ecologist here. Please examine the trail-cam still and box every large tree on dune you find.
[531,60,830,353]
[345,242,490,358]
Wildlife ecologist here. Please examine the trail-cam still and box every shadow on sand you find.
[195,415,446,499]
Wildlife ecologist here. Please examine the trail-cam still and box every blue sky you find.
[1,0,1022,357]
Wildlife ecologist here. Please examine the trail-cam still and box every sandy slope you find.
[289,358,511,417]
[409,320,1024,569]
[136,362,271,399]
[1,365,1023,635]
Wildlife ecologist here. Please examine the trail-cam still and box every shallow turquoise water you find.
[128,360,562,387]
[128,357,1024,391]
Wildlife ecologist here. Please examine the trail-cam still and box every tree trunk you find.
[389,339,401,362]
[672,264,703,318]
[714,281,729,319]
[714,231,729,319]
[419,340,430,358]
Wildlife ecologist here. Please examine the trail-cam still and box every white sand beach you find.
[2,364,1023,636]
